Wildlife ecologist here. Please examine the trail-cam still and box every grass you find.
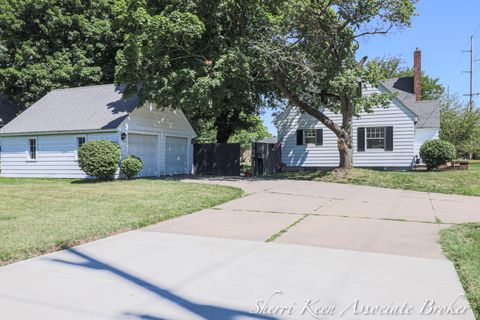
[440,224,480,319]
[271,161,480,196]
[0,178,243,266]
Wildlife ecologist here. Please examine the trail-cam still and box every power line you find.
[462,36,480,111]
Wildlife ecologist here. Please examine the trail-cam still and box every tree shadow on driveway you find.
[49,248,279,320]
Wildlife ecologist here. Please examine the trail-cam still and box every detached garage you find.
[0,84,196,178]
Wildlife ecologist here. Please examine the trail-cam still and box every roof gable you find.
[0,84,139,134]
[381,77,440,128]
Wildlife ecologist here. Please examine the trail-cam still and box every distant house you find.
[257,136,278,144]
[0,84,196,178]
[0,95,24,129]
[276,48,440,170]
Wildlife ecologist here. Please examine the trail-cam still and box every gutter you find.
[0,128,118,137]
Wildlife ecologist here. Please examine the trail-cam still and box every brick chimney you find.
[414,48,422,101]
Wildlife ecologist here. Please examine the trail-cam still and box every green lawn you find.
[440,224,480,319]
[272,161,480,196]
[0,178,243,266]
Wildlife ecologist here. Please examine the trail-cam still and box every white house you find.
[0,84,196,178]
[276,48,440,170]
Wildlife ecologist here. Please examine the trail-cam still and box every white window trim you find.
[26,137,37,162]
[75,135,87,161]
[365,127,386,151]
[303,129,317,145]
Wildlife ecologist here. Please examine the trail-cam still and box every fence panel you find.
[194,143,240,176]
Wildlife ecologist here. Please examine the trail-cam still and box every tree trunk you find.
[216,126,232,143]
[337,98,354,170]
[215,115,234,143]
[338,134,353,170]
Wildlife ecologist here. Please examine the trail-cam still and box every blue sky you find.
[261,0,480,135]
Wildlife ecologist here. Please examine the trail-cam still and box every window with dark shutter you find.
[357,128,365,152]
[366,127,385,149]
[296,129,303,145]
[385,126,393,151]
[315,129,323,145]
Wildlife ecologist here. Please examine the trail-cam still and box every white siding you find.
[414,128,439,158]
[0,132,118,178]
[120,105,196,176]
[277,87,417,168]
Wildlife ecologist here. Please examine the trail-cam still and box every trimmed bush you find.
[420,139,457,170]
[78,140,121,180]
[121,155,143,179]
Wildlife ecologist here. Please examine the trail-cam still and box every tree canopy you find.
[0,0,123,106]
[440,95,480,159]
[114,0,268,142]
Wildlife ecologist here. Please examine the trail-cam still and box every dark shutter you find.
[357,127,365,152]
[296,129,303,145]
[385,126,393,151]
[315,129,323,145]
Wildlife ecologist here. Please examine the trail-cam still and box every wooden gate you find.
[252,142,282,176]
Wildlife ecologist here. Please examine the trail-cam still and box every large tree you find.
[0,0,123,106]
[440,95,480,159]
[114,0,267,142]
[252,0,416,170]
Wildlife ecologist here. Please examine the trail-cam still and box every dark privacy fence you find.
[193,143,240,176]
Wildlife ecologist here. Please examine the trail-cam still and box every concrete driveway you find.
[0,178,478,319]
[152,177,480,259]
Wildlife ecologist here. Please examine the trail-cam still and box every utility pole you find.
[463,35,479,111]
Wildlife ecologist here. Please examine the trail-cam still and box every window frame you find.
[26,137,37,161]
[75,135,87,161]
[303,129,316,145]
[365,127,386,150]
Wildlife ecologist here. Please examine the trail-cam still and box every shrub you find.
[420,139,457,170]
[78,140,121,180]
[121,155,143,179]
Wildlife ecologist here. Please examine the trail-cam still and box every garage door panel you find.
[128,134,158,177]
[166,137,188,175]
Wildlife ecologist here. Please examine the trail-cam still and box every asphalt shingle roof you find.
[0,95,24,128]
[381,77,440,128]
[0,84,139,134]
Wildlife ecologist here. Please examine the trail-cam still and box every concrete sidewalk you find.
[0,231,474,319]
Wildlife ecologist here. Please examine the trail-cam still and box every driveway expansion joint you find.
[266,214,310,242]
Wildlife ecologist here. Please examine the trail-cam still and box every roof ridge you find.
[416,100,440,103]
[50,83,115,92]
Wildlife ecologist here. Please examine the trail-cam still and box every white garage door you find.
[166,136,188,175]
[128,134,158,177]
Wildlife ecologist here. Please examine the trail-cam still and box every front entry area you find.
[165,136,188,175]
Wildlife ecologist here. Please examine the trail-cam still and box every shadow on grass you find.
[49,248,279,320]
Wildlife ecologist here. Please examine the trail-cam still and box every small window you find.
[77,137,86,149]
[366,127,385,149]
[28,138,37,160]
[303,129,316,144]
